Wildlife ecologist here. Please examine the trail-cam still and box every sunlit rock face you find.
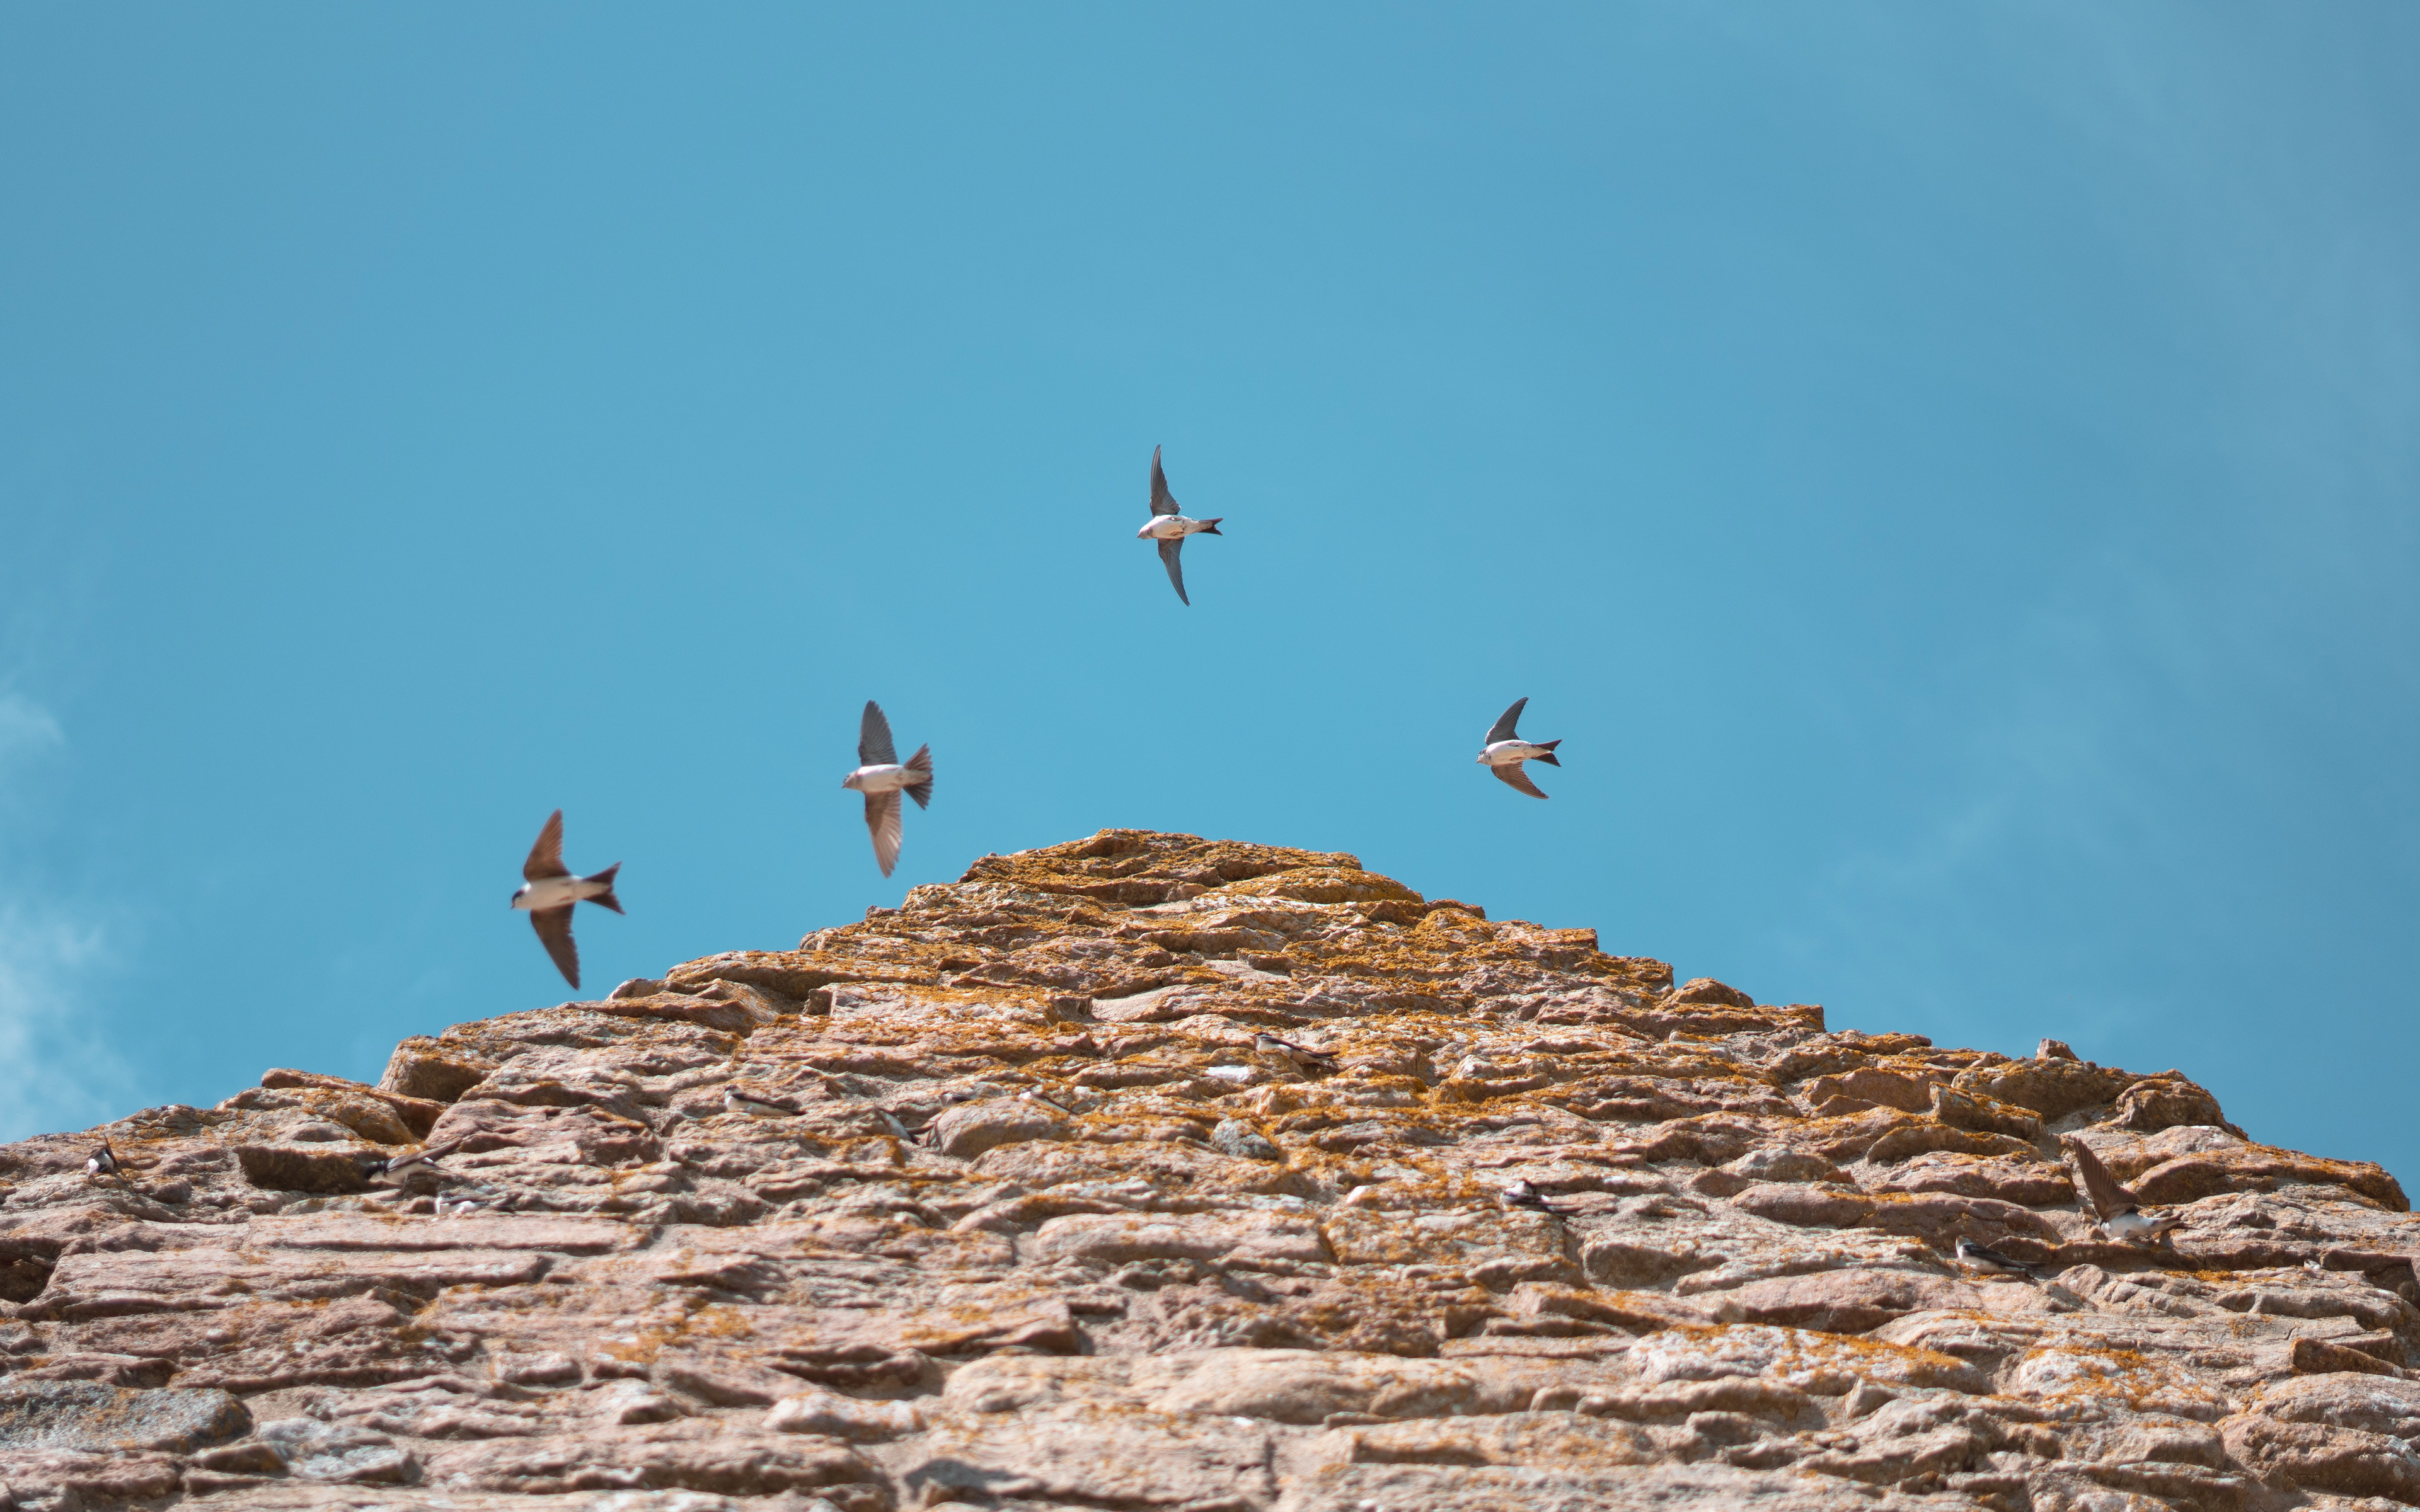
[0,828,2412,1511]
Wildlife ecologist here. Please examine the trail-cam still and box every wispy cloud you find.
[0,905,127,1141]
[0,690,130,1142]
[0,692,63,765]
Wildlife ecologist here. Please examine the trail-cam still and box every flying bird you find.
[1135,446,1224,605]
[2066,1137,2184,1246]
[85,1142,120,1179]
[1475,697,1563,799]
[509,810,623,990]
[1954,1236,2045,1280]
[360,1137,464,1181]
[841,701,933,878]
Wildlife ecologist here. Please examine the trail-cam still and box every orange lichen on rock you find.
[0,829,2414,1511]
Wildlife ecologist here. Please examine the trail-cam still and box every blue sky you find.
[2,8,2414,1179]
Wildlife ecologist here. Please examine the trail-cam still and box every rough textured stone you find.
[1,828,2413,1512]
[0,1380,249,1453]
[2221,1411,2420,1499]
[1711,1268,1990,1334]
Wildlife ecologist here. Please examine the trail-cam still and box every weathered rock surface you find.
[1,828,2413,1511]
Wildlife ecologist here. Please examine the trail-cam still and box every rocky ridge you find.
[1,829,2416,1512]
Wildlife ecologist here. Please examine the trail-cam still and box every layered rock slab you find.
[0,828,2411,1511]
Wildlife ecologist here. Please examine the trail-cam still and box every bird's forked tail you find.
[585,862,625,914]
[1199,518,1224,535]
[904,744,935,809]
[1533,739,1562,767]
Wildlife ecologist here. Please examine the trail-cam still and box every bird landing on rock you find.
[1500,1178,1573,1215]
[1953,1235,2046,1281]
[84,1142,120,1179]
[1476,697,1562,799]
[1136,446,1224,605]
[360,1137,464,1182]
[509,809,623,990]
[725,1087,804,1120]
[1253,1033,1337,1072]
[2066,1137,2185,1246]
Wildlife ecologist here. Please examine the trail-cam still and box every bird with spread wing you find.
[1134,446,1225,605]
[840,701,934,878]
[2066,1137,2184,1246]
[507,810,622,990]
[1475,697,1564,799]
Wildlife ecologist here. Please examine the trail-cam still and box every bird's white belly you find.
[517,876,589,909]
[851,763,913,793]
[1482,741,1541,766]
[1141,517,1190,539]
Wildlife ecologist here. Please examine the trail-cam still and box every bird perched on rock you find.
[509,810,623,990]
[1253,1033,1337,1072]
[84,1142,120,1179]
[2066,1137,2184,1246]
[725,1087,804,1120]
[841,701,933,879]
[1136,446,1224,605]
[1954,1236,2045,1281]
[1500,1179,1572,1215]
[360,1137,464,1181]
[1475,697,1563,799]
[439,1189,516,1219]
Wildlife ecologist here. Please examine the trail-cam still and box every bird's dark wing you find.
[1492,762,1550,799]
[865,790,904,877]
[529,905,580,989]
[1271,1036,1335,1064]
[1150,445,1180,517]
[2065,1138,2132,1220]
[1486,698,1529,745]
[858,701,897,767]
[523,809,570,881]
[1158,537,1189,605]
[400,1137,464,1168]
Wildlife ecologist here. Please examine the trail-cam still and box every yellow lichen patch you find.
[26,825,2417,1512]
[1222,869,1424,906]
[2007,1341,2233,1421]
[1630,1324,1990,1395]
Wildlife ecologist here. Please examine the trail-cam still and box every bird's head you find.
[840,770,865,793]
[1135,522,1155,539]
[507,883,532,908]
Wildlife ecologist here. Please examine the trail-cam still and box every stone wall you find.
[0,829,2414,1511]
